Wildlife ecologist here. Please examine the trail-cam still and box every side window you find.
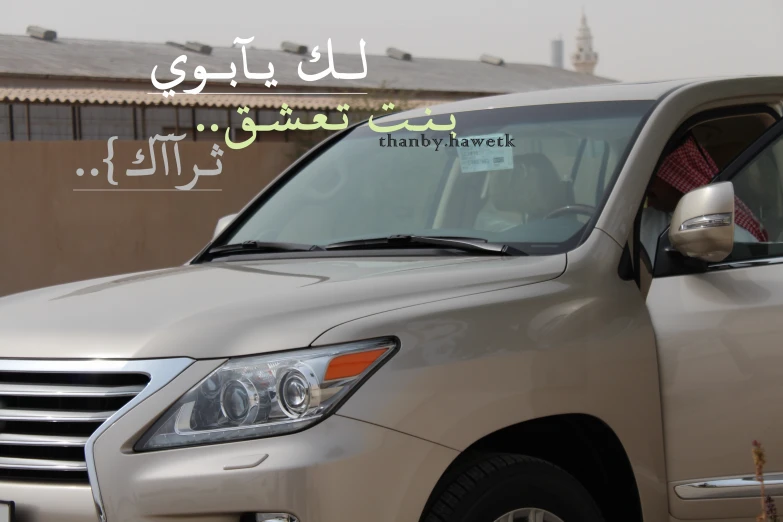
[719,132,783,263]
[638,108,778,274]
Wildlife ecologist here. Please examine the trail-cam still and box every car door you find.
[646,117,783,521]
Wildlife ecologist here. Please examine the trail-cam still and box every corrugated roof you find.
[0,34,615,94]
[0,87,453,109]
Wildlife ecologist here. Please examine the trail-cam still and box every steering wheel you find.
[544,204,596,219]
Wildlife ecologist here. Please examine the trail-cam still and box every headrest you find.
[486,153,567,216]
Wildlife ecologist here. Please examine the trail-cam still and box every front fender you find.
[311,229,669,522]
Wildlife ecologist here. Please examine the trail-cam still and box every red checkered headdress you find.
[656,135,768,242]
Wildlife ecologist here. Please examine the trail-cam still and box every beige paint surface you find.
[0,140,297,296]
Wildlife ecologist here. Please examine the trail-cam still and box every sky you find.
[3,0,781,82]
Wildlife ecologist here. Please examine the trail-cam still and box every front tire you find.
[421,454,605,522]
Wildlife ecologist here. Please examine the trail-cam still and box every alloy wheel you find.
[493,508,565,522]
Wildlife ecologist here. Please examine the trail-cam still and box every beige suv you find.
[0,76,782,522]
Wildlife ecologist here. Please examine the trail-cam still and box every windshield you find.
[223,101,653,255]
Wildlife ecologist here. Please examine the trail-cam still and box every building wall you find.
[0,140,298,297]
[0,101,337,143]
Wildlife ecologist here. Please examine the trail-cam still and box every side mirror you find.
[669,181,734,263]
[213,213,237,240]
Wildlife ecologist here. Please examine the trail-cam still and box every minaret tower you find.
[571,10,598,74]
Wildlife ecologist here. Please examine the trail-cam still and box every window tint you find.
[641,111,780,274]
[720,132,783,263]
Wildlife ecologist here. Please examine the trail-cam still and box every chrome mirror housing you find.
[669,181,735,263]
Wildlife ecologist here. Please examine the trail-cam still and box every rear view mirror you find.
[213,214,237,240]
[669,182,734,263]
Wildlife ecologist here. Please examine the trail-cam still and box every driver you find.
[640,133,767,263]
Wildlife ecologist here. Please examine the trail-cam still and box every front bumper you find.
[0,482,93,521]
[99,414,455,522]
[0,360,457,522]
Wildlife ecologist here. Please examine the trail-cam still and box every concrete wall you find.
[0,140,298,297]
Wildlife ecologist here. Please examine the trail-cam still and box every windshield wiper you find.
[324,235,527,256]
[206,240,324,259]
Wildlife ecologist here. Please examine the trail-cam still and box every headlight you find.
[135,337,398,451]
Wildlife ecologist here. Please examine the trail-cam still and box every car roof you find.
[390,77,779,119]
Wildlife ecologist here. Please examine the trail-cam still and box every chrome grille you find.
[0,371,149,483]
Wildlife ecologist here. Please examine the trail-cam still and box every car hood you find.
[0,255,565,359]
